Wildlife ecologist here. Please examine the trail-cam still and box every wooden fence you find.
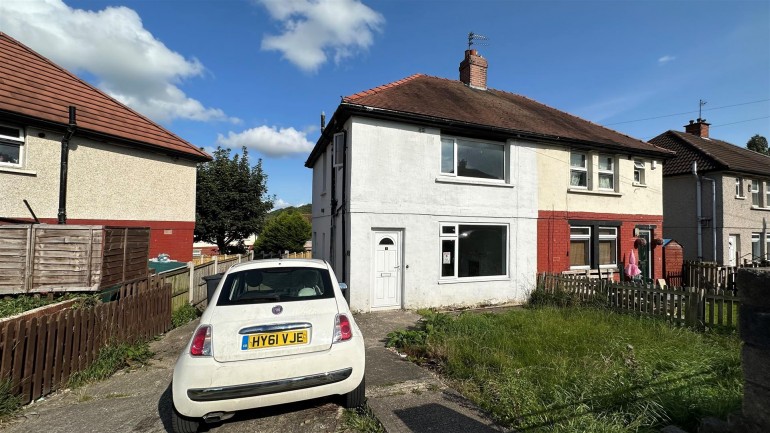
[0,276,171,406]
[157,252,250,310]
[537,273,739,328]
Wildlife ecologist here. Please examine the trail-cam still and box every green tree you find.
[254,210,311,253]
[195,147,273,253]
[747,134,769,155]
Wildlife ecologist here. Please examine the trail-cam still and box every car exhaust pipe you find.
[202,411,234,423]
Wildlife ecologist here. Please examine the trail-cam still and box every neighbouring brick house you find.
[650,119,770,266]
[306,48,673,312]
[0,32,211,261]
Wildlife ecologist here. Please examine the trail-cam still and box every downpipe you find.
[58,106,77,224]
[692,162,702,260]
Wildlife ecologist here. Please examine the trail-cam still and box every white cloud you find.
[257,0,384,72]
[0,0,234,123]
[272,198,292,211]
[658,55,676,65]
[216,125,314,157]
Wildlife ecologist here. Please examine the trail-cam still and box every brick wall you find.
[538,210,664,280]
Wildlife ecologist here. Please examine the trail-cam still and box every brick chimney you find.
[459,49,488,90]
[684,118,710,138]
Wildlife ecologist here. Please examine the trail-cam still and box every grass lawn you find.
[387,307,741,433]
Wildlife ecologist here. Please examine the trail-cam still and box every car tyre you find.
[171,405,201,433]
[343,376,365,409]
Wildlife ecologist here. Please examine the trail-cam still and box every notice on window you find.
[443,252,451,264]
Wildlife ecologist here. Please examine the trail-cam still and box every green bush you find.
[171,303,200,328]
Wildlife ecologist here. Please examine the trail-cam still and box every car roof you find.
[226,258,330,273]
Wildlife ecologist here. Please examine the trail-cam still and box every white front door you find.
[728,235,737,266]
[372,231,401,309]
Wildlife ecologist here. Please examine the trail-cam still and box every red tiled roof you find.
[649,130,770,177]
[0,32,210,161]
[337,74,672,154]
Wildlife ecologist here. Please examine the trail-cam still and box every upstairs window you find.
[633,159,645,184]
[333,132,345,168]
[570,152,588,188]
[765,182,770,208]
[598,154,615,190]
[0,123,24,166]
[750,180,760,206]
[736,177,744,198]
[440,137,505,181]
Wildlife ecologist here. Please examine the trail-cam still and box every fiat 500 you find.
[171,259,365,433]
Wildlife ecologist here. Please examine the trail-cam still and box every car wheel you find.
[171,405,201,433]
[342,376,365,409]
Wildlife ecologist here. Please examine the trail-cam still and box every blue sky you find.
[1,0,768,208]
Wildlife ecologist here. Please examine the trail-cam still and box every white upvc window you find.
[750,179,760,206]
[569,227,591,269]
[0,123,24,167]
[598,227,618,268]
[633,159,645,184]
[597,154,615,190]
[752,233,761,261]
[440,223,508,279]
[333,132,345,168]
[570,152,588,188]
[766,181,770,208]
[440,137,506,181]
[736,177,744,198]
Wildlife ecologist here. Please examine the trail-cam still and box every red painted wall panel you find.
[538,211,664,280]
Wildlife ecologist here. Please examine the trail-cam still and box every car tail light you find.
[190,325,212,356]
[333,314,352,343]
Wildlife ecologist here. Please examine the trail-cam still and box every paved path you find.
[355,311,507,433]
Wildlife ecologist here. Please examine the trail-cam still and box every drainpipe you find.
[58,106,77,224]
[702,175,717,262]
[341,131,347,284]
[692,162,702,260]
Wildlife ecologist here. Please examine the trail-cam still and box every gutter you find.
[58,106,77,224]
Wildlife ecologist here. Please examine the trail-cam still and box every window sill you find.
[0,166,36,176]
[568,188,622,197]
[736,196,746,200]
[435,177,514,188]
[632,182,647,188]
[750,206,770,212]
[438,275,510,284]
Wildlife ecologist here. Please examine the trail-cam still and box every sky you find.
[1,0,768,209]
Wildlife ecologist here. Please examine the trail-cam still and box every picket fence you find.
[537,273,739,328]
[0,276,171,406]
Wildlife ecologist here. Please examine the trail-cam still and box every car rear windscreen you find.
[216,267,335,306]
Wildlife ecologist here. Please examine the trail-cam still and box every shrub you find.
[171,303,200,328]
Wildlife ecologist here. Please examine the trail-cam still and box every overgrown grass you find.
[343,405,385,433]
[0,294,88,319]
[67,342,153,388]
[387,307,741,433]
[171,303,201,328]
[0,379,21,421]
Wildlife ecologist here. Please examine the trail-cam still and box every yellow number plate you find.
[241,330,308,350]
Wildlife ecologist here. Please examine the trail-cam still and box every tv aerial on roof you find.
[467,32,488,49]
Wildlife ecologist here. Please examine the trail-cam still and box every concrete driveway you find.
[0,320,352,433]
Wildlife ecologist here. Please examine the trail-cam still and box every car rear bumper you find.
[172,337,365,418]
[187,367,352,402]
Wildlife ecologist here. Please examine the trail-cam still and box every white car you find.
[171,259,366,433]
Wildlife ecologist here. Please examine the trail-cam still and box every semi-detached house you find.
[306,49,673,312]
[0,32,211,261]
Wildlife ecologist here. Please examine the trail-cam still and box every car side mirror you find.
[338,282,348,290]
